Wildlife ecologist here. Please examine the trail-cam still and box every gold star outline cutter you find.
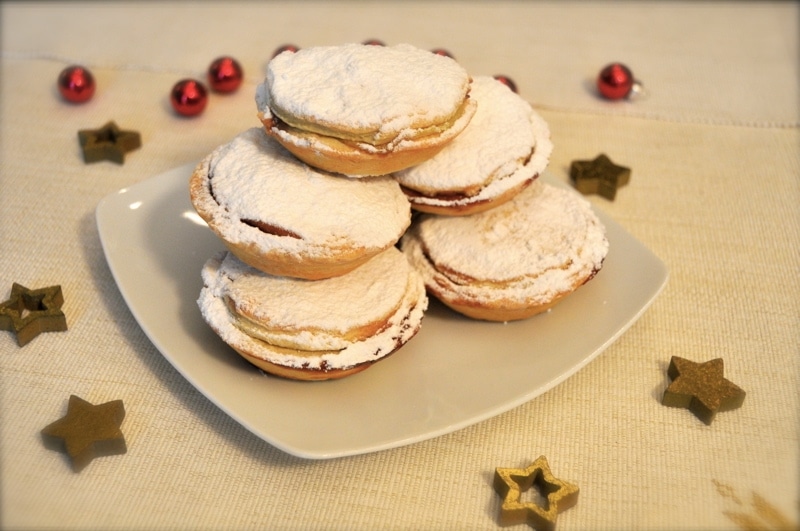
[0,283,67,346]
[569,153,630,200]
[78,121,141,164]
[661,356,746,425]
[493,455,579,530]
[41,395,127,472]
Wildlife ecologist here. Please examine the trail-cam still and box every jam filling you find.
[241,219,302,239]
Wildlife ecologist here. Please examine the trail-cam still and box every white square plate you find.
[96,164,667,459]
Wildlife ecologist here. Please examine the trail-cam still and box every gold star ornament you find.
[41,395,127,472]
[661,356,746,425]
[569,153,630,200]
[0,283,67,346]
[78,121,141,164]
[493,455,579,530]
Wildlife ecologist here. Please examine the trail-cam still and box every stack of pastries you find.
[190,42,609,381]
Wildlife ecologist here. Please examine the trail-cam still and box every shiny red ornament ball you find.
[362,39,385,46]
[208,56,243,93]
[272,44,299,58]
[597,63,634,100]
[493,75,518,93]
[431,48,454,59]
[170,79,208,117]
[57,65,96,103]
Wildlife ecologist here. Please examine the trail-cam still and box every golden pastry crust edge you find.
[258,98,476,177]
[429,289,566,322]
[230,345,372,381]
[227,303,425,381]
[401,178,535,216]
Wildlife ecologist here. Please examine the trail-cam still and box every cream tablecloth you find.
[2,2,798,529]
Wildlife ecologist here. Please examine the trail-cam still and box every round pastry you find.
[401,181,609,322]
[189,127,411,280]
[197,247,428,381]
[255,42,477,177]
[393,76,553,216]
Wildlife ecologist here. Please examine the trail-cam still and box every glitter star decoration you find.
[0,283,67,346]
[41,395,127,472]
[661,356,746,425]
[569,153,631,200]
[493,455,580,530]
[78,121,141,164]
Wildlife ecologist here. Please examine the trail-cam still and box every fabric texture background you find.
[1,2,798,529]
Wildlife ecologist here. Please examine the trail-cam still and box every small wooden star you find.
[493,455,579,530]
[569,153,630,200]
[41,395,127,472]
[0,283,67,346]
[661,356,746,425]
[78,121,141,164]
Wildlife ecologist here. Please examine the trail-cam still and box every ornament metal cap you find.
[627,80,648,100]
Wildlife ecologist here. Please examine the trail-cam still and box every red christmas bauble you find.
[597,63,634,100]
[493,75,518,93]
[362,39,385,46]
[431,48,454,59]
[208,56,243,93]
[272,44,299,58]
[170,79,208,116]
[58,65,95,103]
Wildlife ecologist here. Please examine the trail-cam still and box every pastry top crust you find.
[189,128,411,260]
[223,245,410,350]
[256,43,473,147]
[198,248,427,371]
[394,76,553,205]
[403,181,608,306]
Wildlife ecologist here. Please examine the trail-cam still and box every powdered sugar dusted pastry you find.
[256,43,477,177]
[401,181,608,321]
[393,76,553,216]
[190,128,411,280]
[198,248,428,381]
